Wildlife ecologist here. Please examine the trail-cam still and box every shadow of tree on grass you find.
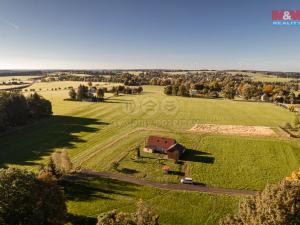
[63,174,142,225]
[0,115,108,167]
[119,167,139,175]
[182,149,215,164]
[61,174,139,202]
[67,213,97,225]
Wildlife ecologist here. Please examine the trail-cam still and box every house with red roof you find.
[144,136,185,161]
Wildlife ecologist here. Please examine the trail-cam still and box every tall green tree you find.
[27,92,52,118]
[0,92,29,126]
[68,88,77,100]
[76,85,89,101]
[164,85,172,95]
[96,88,105,99]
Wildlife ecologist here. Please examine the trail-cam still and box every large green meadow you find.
[0,83,299,224]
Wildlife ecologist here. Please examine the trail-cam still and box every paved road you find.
[79,169,257,196]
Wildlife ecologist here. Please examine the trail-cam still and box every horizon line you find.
[0,68,300,73]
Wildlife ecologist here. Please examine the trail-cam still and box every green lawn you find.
[228,72,295,82]
[186,135,300,190]
[63,174,240,225]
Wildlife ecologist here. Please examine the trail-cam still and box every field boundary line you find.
[74,127,171,167]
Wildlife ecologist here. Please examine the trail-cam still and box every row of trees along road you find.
[0,91,52,132]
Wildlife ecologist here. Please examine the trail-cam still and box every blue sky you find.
[0,0,299,71]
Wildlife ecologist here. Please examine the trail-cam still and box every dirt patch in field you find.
[188,124,276,137]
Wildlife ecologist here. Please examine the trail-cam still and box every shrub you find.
[97,200,159,225]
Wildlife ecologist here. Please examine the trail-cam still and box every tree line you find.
[68,84,143,102]
[41,71,300,104]
[163,76,299,103]
[0,91,52,132]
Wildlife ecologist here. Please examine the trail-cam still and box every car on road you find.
[180,177,193,184]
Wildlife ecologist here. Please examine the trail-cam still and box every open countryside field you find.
[228,71,295,82]
[0,84,299,224]
[0,75,38,90]
[81,130,300,190]
[26,81,122,91]
[0,75,39,82]
[64,175,239,225]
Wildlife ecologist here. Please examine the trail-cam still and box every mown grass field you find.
[64,175,240,225]
[0,75,37,90]
[0,84,298,224]
[0,75,38,82]
[25,81,122,91]
[80,130,300,190]
[228,71,295,82]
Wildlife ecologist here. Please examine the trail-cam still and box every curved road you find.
[79,169,257,196]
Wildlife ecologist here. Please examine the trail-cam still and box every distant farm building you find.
[144,136,185,161]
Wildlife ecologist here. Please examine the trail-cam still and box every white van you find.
[180,177,193,184]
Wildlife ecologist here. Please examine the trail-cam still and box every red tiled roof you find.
[145,136,176,150]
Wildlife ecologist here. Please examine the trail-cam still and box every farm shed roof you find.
[145,136,176,150]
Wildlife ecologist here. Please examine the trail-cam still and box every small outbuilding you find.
[261,94,270,102]
[144,136,185,161]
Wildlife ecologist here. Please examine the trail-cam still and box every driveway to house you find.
[78,169,257,196]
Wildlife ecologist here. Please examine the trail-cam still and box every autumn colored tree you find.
[223,85,235,100]
[0,168,67,225]
[262,85,273,95]
[50,150,73,177]
[220,179,300,225]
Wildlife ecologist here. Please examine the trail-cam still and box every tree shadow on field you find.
[119,167,139,175]
[0,115,109,167]
[63,174,141,225]
[61,174,139,202]
[103,100,128,104]
[67,213,97,225]
[182,149,215,164]
[169,170,185,176]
